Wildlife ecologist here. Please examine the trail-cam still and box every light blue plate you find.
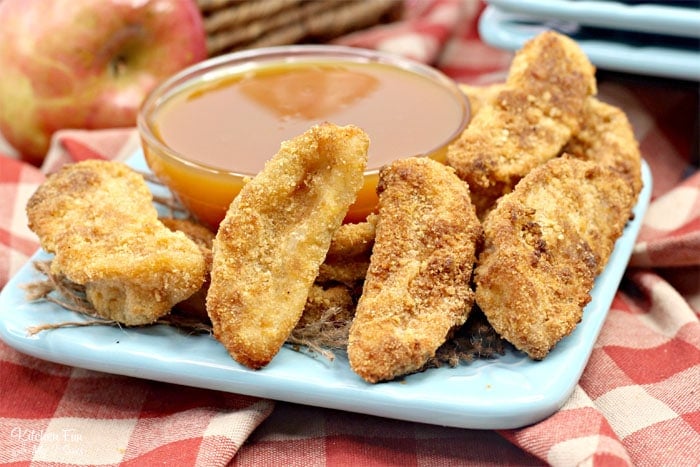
[487,0,700,39]
[0,152,651,430]
[479,5,700,81]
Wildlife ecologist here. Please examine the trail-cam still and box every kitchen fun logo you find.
[9,426,85,458]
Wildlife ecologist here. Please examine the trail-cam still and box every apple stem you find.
[110,56,128,78]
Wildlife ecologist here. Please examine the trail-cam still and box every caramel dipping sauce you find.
[138,46,470,229]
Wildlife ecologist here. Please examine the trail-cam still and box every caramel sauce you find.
[147,62,466,227]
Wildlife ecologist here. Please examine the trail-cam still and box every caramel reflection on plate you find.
[239,66,379,119]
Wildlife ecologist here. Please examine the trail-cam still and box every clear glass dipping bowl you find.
[138,45,470,230]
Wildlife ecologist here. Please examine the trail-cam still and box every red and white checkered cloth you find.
[1,1,698,465]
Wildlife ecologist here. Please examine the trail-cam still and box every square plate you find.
[486,0,700,39]
[0,152,652,429]
[479,5,700,81]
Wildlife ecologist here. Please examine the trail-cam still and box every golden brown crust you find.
[446,31,597,218]
[348,157,482,383]
[325,213,377,260]
[475,157,635,359]
[507,31,597,130]
[316,260,370,288]
[206,123,368,369]
[316,213,377,287]
[160,217,215,322]
[160,217,215,251]
[564,97,643,202]
[26,160,206,325]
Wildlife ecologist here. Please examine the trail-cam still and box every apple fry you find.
[316,213,377,287]
[564,97,643,203]
[348,157,482,383]
[26,160,207,325]
[475,157,635,359]
[446,31,597,217]
[206,123,368,369]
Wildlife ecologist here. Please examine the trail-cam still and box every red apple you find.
[0,0,208,165]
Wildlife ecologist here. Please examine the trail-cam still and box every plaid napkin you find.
[1,1,698,465]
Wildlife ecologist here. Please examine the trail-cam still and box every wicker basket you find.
[198,0,404,56]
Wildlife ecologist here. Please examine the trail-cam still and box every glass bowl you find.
[138,45,470,230]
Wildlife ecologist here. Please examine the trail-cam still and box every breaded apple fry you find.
[564,97,643,204]
[206,123,368,369]
[26,160,207,325]
[348,158,482,383]
[326,213,377,259]
[316,213,377,286]
[446,31,597,217]
[475,157,635,360]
